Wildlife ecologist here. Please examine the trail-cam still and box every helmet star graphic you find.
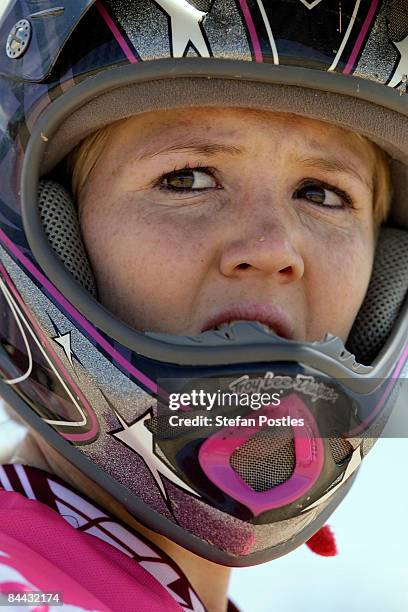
[48,315,80,369]
[299,0,324,8]
[154,0,210,57]
[388,34,408,89]
[110,407,200,501]
[53,332,74,368]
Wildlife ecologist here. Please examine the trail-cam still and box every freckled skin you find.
[79,108,376,342]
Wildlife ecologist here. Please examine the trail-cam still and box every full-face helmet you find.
[1,0,408,566]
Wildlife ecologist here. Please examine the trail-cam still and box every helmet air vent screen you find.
[328,434,353,465]
[230,427,296,492]
[387,0,408,42]
[186,0,211,11]
[145,414,198,440]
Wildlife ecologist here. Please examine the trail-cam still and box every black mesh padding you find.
[346,228,408,365]
[328,434,353,464]
[38,180,97,297]
[387,0,408,42]
[230,427,295,492]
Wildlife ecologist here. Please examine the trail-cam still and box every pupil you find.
[167,170,194,189]
[303,186,325,204]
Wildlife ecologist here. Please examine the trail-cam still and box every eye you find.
[160,168,218,192]
[294,181,352,209]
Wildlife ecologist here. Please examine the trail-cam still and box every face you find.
[79,108,376,342]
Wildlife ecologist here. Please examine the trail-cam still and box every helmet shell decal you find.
[103,0,251,61]
[0,263,99,443]
[354,1,408,86]
[100,0,391,76]
[100,0,408,88]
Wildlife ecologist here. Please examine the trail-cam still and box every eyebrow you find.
[134,138,373,190]
[294,155,373,191]
[135,138,245,160]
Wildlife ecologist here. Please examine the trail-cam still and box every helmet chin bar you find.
[147,322,370,373]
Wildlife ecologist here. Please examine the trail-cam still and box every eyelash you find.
[294,179,354,209]
[154,165,354,208]
[155,162,219,193]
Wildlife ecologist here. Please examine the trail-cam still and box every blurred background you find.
[230,436,408,612]
[1,397,407,612]
[230,395,408,612]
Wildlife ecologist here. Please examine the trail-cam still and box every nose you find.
[219,226,305,283]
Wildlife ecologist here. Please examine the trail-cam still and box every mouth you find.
[202,303,294,340]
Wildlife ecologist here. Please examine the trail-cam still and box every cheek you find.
[306,225,374,337]
[306,214,374,283]
[79,192,213,308]
[334,226,374,288]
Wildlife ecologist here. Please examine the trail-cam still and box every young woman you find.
[0,1,407,610]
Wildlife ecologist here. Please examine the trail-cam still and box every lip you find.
[202,302,294,340]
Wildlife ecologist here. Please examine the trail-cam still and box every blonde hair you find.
[67,116,392,226]
[354,133,393,227]
[67,121,122,203]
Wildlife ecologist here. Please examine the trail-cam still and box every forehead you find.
[111,107,374,164]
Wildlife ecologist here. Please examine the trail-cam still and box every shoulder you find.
[0,472,185,611]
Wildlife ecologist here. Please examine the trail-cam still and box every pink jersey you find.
[0,464,238,612]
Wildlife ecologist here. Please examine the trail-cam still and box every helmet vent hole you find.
[186,0,212,10]
[328,434,353,465]
[230,427,295,492]
[387,0,408,42]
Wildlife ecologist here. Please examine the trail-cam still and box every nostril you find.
[280,266,293,275]
[237,263,250,270]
